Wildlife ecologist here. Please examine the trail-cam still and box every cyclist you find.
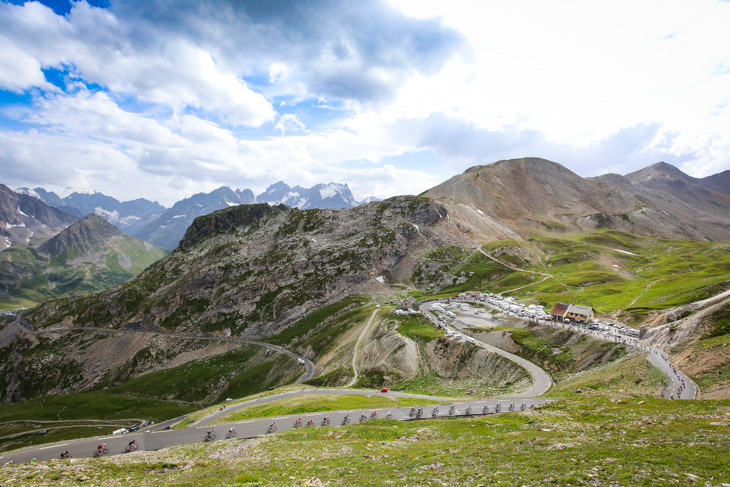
[207,429,214,437]
[229,427,236,436]
[307,419,313,426]
[371,410,377,419]
[465,405,472,415]
[97,443,105,454]
[129,439,137,448]
[60,450,70,459]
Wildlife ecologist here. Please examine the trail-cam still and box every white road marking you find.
[237,420,255,424]
[40,443,67,450]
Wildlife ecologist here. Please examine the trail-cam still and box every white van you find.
[113,428,129,435]
[453,334,462,340]
[465,337,476,344]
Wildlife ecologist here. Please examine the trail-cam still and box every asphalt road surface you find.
[0,393,552,464]
[433,297,699,400]
[419,301,553,397]
[1,299,697,465]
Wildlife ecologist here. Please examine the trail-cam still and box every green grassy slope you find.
[418,231,730,324]
[0,240,167,309]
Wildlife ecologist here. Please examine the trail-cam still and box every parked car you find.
[380,388,389,393]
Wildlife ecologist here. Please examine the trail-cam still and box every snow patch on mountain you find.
[16,187,40,199]
[319,183,346,199]
[94,207,141,227]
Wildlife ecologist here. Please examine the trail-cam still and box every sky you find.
[1,0,729,206]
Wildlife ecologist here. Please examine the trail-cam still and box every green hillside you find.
[0,239,167,309]
[415,230,730,323]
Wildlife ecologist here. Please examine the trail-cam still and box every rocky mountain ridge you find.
[20,181,375,250]
[0,184,79,251]
[425,157,730,242]
[24,196,454,339]
[0,213,167,307]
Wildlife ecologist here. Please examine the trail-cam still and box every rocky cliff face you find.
[24,196,454,341]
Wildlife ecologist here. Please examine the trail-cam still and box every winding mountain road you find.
[419,301,553,397]
[0,388,552,464]
[14,323,314,384]
[1,294,700,465]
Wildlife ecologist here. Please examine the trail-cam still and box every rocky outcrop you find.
[179,203,288,250]
[23,196,455,341]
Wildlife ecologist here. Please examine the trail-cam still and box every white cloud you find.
[274,114,306,134]
[1,0,729,206]
[0,1,275,127]
[0,40,56,93]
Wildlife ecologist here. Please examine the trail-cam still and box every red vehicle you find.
[380,388,388,393]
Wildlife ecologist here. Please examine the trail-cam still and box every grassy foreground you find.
[1,394,727,486]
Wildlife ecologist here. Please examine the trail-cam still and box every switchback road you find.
[0,390,552,464]
[419,301,553,397]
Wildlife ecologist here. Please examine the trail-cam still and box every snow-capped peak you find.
[61,186,96,197]
[318,183,348,200]
[16,187,40,199]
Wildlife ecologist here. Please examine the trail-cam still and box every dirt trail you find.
[478,248,552,292]
[478,248,551,277]
[617,279,663,314]
[346,308,380,387]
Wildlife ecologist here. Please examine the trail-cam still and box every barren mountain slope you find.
[623,162,730,241]
[699,170,730,196]
[423,157,703,241]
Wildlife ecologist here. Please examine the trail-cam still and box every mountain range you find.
[4,156,730,409]
[0,212,167,308]
[19,181,376,249]
[22,157,730,338]
[424,158,730,242]
[0,184,80,250]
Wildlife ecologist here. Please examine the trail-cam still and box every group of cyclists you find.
[56,401,539,459]
[69,440,138,460]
